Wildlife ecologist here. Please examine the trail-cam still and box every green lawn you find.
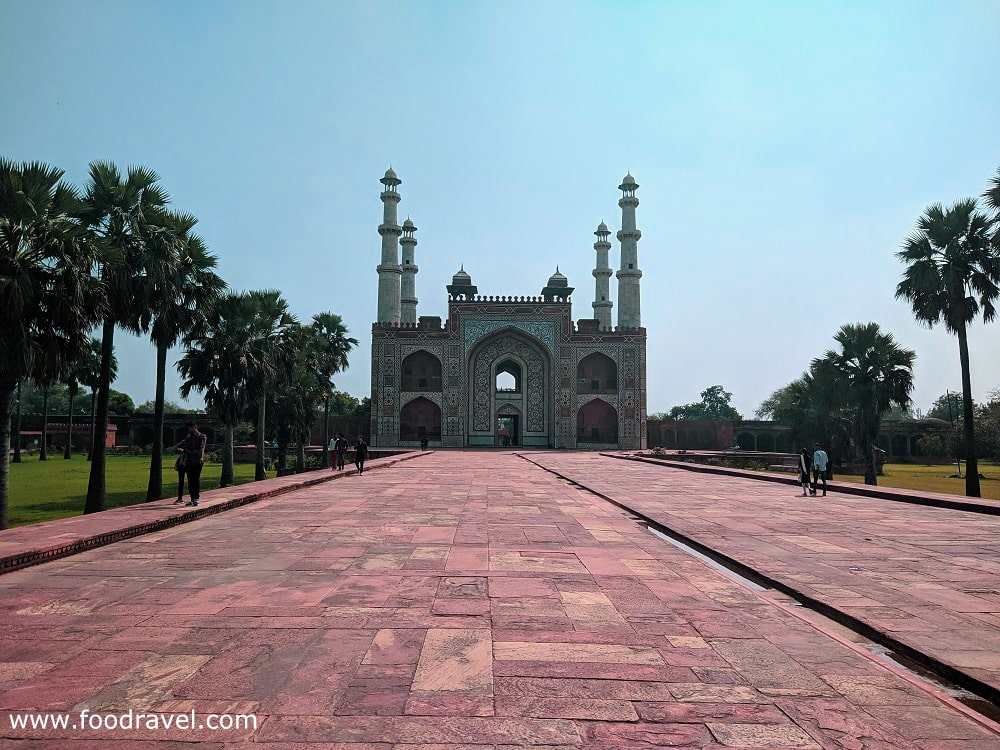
[836,462,1000,500]
[6,454,271,527]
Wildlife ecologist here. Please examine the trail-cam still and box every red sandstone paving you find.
[0,452,996,748]
[529,452,1000,695]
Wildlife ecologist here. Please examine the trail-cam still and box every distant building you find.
[369,169,647,449]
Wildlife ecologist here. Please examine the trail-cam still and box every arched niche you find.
[577,399,618,443]
[400,396,442,441]
[577,352,618,394]
[401,350,442,392]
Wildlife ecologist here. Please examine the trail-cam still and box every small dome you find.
[402,218,415,229]
[452,265,472,285]
[547,266,568,287]
[622,173,636,184]
[619,173,639,191]
[596,221,609,233]
[384,166,398,179]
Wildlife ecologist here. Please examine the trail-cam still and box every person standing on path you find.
[798,448,812,497]
[335,433,349,471]
[811,442,829,496]
[354,435,368,475]
[174,422,207,506]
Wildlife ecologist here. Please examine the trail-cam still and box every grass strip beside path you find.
[6,454,269,527]
[836,462,1000,500]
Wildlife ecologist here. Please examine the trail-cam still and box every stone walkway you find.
[0,452,997,747]
[528,452,1000,701]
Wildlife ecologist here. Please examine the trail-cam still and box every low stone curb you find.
[607,453,1000,515]
[0,451,431,576]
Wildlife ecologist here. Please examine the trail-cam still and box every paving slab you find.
[527,451,1000,701]
[0,451,996,748]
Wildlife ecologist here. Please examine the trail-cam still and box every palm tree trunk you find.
[957,324,981,497]
[255,397,266,481]
[221,421,235,487]
[277,425,288,473]
[85,319,115,513]
[322,398,330,469]
[296,432,306,472]
[87,390,96,461]
[0,380,14,529]
[146,341,168,501]
[862,436,877,485]
[12,381,21,464]
[64,387,75,459]
[39,387,49,461]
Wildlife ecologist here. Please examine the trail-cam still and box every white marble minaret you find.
[616,173,642,328]
[376,167,402,324]
[592,221,613,329]
[400,218,418,324]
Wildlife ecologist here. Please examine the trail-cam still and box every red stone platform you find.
[529,452,1000,703]
[0,451,997,747]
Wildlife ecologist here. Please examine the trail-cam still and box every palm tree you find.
[39,381,50,460]
[78,338,112,460]
[179,292,273,487]
[12,382,22,463]
[64,369,80,459]
[271,324,325,473]
[985,167,1000,248]
[310,312,358,469]
[244,291,297,482]
[0,159,104,529]
[813,323,915,485]
[896,199,1000,497]
[78,162,171,514]
[142,212,225,501]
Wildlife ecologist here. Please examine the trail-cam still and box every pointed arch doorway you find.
[467,329,551,447]
[496,404,520,447]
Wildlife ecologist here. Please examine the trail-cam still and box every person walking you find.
[174,421,207,507]
[798,448,812,497]
[334,433,349,471]
[354,435,368,475]
[811,442,829,496]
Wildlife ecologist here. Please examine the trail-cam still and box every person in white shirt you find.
[811,442,829,496]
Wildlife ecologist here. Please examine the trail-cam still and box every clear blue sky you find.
[3,1,999,417]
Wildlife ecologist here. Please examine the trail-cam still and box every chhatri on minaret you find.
[369,168,647,450]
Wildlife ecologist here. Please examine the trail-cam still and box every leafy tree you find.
[107,390,135,415]
[78,162,171,513]
[140,210,225,501]
[135,400,200,414]
[756,374,853,456]
[668,385,743,421]
[915,434,944,464]
[310,312,358,467]
[328,391,362,416]
[0,159,104,529]
[896,198,1000,497]
[812,323,915,485]
[926,391,971,423]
